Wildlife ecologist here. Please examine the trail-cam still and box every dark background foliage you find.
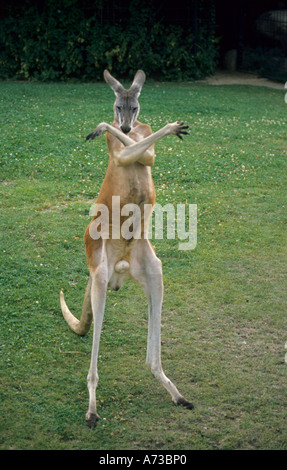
[0,0,218,81]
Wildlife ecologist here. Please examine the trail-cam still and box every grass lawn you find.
[0,79,286,450]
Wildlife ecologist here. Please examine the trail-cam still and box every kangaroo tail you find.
[60,277,93,336]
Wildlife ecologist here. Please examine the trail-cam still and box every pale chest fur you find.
[97,127,156,209]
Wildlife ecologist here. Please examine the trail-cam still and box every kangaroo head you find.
[103,70,146,134]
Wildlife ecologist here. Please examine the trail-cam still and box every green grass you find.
[0,80,286,450]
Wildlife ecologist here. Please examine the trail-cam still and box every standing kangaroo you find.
[60,70,193,428]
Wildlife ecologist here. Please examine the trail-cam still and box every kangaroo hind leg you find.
[131,240,194,410]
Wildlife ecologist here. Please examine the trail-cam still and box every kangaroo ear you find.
[103,70,125,96]
[129,70,146,97]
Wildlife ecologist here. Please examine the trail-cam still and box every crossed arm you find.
[86,121,189,167]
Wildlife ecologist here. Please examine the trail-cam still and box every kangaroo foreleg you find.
[115,121,189,166]
[86,121,189,167]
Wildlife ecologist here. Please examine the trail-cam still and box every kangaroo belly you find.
[98,162,155,207]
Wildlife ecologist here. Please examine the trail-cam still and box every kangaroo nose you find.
[120,124,131,134]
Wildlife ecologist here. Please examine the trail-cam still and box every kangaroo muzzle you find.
[120,123,131,134]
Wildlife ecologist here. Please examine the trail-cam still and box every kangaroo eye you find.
[132,107,138,113]
[116,106,123,112]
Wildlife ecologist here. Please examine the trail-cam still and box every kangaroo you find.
[60,70,193,428]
